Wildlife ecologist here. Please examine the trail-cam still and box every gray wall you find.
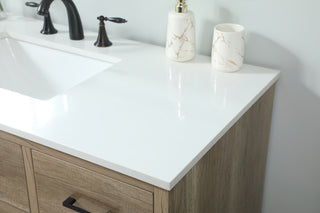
[2,0,320,212]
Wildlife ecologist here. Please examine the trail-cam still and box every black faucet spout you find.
[37,0,84,40]
[61,0,84,40]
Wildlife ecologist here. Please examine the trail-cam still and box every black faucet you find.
[37,0,84,40]
[94,16,127,47]
[26,2,58,35]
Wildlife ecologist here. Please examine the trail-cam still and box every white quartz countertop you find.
[0,16,280,190]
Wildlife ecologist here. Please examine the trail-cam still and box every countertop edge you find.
[0,123,172,190]
[168,72,280,189]
[0,72,280,191]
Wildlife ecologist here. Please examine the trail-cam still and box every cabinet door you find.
[0,139,30,212]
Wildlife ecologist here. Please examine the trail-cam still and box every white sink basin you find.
[0,37,113,100]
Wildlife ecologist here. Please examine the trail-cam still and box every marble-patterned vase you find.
[166,11,195,62]
[211,23,245,72]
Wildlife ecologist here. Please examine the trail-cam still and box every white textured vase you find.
[211,23,245,72]
[166,11,195,62]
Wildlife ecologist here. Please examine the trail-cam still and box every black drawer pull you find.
[63,197,90,213]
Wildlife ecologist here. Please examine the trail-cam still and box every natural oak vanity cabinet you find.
[0,139,29,212]
[0,85,275,213]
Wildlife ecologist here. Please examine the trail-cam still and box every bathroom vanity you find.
[0,16,280,213]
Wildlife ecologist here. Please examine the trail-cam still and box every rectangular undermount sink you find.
[0,37,113,100]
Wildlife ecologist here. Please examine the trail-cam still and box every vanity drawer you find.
[32,151,153,213]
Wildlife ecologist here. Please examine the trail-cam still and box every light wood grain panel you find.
[0,138,30,212]
[154,188,169,213]
[33,151,153,213]
[0,200,28,213]
[0,131,153,193]
[155,85,276,213]
[22,147,39,213]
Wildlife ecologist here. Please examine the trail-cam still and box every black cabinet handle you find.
[63,197,90,213]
